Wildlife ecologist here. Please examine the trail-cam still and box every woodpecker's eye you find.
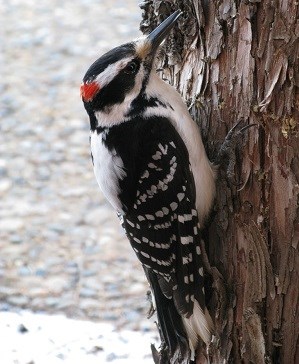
[124,61,138,74]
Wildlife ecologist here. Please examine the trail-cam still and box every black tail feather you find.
[144,267,191,364]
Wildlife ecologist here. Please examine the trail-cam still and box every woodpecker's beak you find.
[147,10,182,53]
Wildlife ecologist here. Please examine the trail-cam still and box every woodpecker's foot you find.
[215,119,256,185]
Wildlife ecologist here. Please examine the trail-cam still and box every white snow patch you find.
[0,311,157,363]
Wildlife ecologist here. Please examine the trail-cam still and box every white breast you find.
[90,131,127,212]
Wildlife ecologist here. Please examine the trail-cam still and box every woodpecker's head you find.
[81,11,181,129]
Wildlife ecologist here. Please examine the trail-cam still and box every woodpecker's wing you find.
[122,119,206,317]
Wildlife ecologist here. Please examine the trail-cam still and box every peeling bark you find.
[140,1,299,363]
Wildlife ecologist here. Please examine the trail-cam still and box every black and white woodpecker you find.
[81,11,216,362]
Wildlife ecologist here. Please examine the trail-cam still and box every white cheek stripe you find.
[95,64,145,127]
[95,57,134,89]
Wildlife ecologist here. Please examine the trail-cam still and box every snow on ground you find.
[0,311,158,364]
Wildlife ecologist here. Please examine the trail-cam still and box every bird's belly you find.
[90,131,126,212]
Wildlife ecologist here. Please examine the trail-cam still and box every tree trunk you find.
[140,1,299,363]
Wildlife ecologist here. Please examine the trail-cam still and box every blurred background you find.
[1,0,157,362]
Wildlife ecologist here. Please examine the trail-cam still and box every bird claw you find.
[215,119,257,185]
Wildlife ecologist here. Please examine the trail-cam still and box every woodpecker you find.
[81,11,216,363]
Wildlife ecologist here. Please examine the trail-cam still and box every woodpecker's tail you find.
[144,267,191,364]
[182,300,214,358]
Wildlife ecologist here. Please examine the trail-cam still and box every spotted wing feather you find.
[122,133,206,318]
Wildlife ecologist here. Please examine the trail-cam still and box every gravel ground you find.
[1,0,158,353]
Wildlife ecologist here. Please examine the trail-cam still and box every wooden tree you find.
[140,1,299,363]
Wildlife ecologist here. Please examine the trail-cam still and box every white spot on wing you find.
[158,143,168,155]
[182,256,189,264]
[162,207,169,215]
[178,215,185,223]
[140,251,150,259]
[184,214,192,221]
[181,236,193,245]
[157,180,164,189]
[177,192,185,201]
[170,156,176,164]
[170,166,176,175]
[170,141,176,148]
[140,194,147,202]
[151,185,158,193]
[170,202,178,211]
[164,174,173,183]
[152,150,162,160]
[141,170,149,179]
[126,220,135,227]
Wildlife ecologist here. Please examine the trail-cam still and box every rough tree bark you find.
[140,1,299,363]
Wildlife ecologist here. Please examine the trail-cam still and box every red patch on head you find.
[80,82,100,102]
